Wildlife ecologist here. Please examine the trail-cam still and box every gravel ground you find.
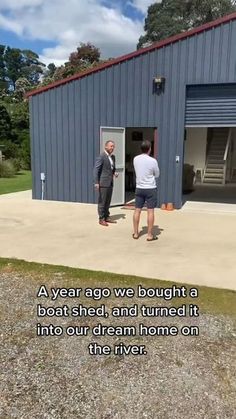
[0,270,236,419]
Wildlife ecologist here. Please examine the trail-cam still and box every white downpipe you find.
[40,172,45,200]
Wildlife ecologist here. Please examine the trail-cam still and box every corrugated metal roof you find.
[26,12,236,98]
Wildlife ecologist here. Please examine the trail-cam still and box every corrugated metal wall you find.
[30,19,236,208]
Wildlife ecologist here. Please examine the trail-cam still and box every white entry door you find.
[100,126,125,205]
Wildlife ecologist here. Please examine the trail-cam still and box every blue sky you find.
[0,0,156,66]
[0,31,57,55]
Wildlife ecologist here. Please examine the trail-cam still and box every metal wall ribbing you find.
[30,20,236,208]
[186,84,236,126]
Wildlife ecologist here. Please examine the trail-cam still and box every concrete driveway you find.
[0,191,236,290]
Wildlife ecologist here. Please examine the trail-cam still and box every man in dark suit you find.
[94,140,118,226]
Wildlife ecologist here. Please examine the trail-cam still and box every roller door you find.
[185,84,236,127]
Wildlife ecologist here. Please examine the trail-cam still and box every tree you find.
[0,103,12,141]
[0,100,30,166]
[138,0,236,48]
[14,77,32,101]
[2,46,44,90]
[52,42,101,81]
[0,45,7,91]
[10,100,29,134]
[40,63,56,86]
[21,49,45,85]
[0,45,39,168]
[4,47,23,90]
[69,42,100,67]
[47,63,56,77]
[53,63,75,81]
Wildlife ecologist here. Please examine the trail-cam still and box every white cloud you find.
[0,0,43,9]
[0,13,23,35]
[0,0,147,66]
[130,0,159,14]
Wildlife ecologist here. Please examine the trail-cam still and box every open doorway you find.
[125,127,156,204]
[183,127,236,204]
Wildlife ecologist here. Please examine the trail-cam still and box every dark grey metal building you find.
[27,13,236,208]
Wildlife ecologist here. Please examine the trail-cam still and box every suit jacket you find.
[93,152,116,187]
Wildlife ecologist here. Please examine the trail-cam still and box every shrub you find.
[0,160,17,178]
[11,158,22,172]
[19,134,31,170]
[0,140,19,159]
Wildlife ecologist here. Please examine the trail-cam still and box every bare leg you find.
[133,208,141,237]
[147,209,154,239]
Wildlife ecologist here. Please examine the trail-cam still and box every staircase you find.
[203,128,229,185]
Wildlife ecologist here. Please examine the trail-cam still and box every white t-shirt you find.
[133,154,160,189]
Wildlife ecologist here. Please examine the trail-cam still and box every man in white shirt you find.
[133,140,160,241]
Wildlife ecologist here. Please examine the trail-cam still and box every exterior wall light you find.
[153,76,165,93]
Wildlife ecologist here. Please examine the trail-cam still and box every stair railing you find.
[223,128,232,185]
[203,130,212,181]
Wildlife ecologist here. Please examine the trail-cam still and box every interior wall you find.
[126,128,154,160]
[125,128,155,194]
[184,128,207,170]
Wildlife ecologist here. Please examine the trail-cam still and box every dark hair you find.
[105,140,114,146]
[141,140,151,153]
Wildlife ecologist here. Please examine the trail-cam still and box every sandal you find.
[147,236,158,241]
[132,233,139,240]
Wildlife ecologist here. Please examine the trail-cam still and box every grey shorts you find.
[135,188,157,209]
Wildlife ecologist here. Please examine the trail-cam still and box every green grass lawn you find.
[0,170,32,195]
[0,257,235,316]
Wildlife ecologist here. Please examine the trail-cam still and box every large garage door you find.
[185,84,236,127]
